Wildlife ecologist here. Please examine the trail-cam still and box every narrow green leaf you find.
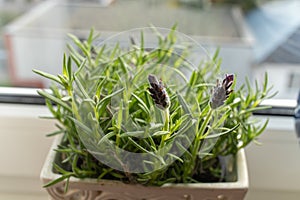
[87,27,94,46]
[255,119,269,137]
[43,173,73,188]
[33,69,62,85]
[152,131,170,137]
[68,117,93,135]
[57,74,68,87]
[74,59,87,77]
[175,141,192,158]
[110,43,120,60]
[67,56,72,81]
[169,67,188,83]
[97,168,113,180]
[110,172,125,179]
[128,137,150,153]
[177,93,191,115]
[120,130,144,138]
[64,177,70,193]
[189,71,197,86]
[97,131,116,145]
[131,93,150,116]
[45,99,56,116]
[46,130,64,137]
[116,100,123,130]
[68,34,90,57]
[63,53,68,78]
[72,154,80,176]
[205,124,240,139]
[95,44,106,66]
[169,118,195,140]
[167,153,183,163]
[74,76,91,100]
[143,160,155,166]
[99,88,124,105]
[240,105,271,115]
[95,77,106,98]
[96,88,124,115]
[70,54,81,68]
[197,108,213,139]
[118,57,128,74]
[149,123,164,130]
[61,96,71,102]
[37,90,72,112]
[194,83,215,89]
[53,163,70,174]
[213,47,220,61]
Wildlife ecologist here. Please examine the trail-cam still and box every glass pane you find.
[0,0,299,101]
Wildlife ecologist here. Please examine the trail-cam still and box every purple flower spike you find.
[223,74,234,97]
[211,74,234,109]
[148,74,170,110]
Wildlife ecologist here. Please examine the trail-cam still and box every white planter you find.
[41,136,249,200]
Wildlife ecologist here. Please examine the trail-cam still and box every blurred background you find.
[1,0,299,98]
[0,0,299,199]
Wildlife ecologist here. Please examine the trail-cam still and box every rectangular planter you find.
[41,135,249,200]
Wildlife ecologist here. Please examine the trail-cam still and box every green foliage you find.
[34,27,274,188]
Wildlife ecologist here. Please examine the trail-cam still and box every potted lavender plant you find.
[35,27,274,200]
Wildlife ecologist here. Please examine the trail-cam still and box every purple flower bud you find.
[148,74,170,110]
[210,74,234,109]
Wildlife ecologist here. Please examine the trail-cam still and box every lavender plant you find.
[34,27,275,189]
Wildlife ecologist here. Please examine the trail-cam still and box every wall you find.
[203,44,253,87]
[253,63,300,99]
[0,104,55,198]
[245,116,300,200]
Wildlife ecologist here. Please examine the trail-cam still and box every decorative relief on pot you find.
[46,186,101,200]
[45,185,189,200]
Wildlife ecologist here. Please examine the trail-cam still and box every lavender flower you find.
[210,74,234,109]
[148,74,170,110]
